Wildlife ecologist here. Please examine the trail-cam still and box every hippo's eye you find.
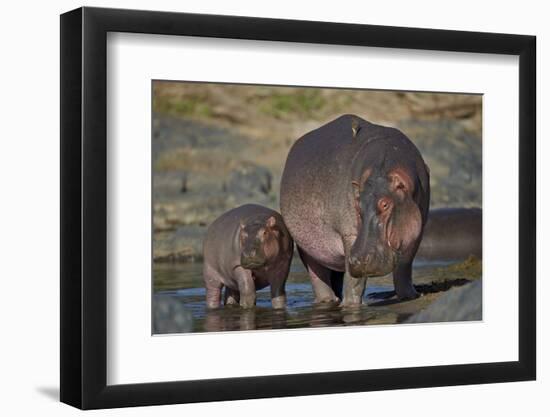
[377,197,392,213]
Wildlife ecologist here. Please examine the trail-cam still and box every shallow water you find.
[153,259,456,334]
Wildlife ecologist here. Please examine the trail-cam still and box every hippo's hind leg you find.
[233,266,256,309]
[205,282,223,309]
[298,247,340,304]
[270,277,287,310]
[204,265,223,309]
[393,262,419,300]
[330,271,344,301]
[224,287,240,306]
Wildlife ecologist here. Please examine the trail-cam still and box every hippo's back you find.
[280,115,366,269]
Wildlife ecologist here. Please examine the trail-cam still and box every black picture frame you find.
[60,6,536,410]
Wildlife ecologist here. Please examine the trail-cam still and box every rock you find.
[152,114,248,161]
[223,162,272,197]
[405,280,482,323]
[153,294,194,334]
[153,226,207,262]
[152,116,276,234]
[153,189,275,231]
[398,120,482,208]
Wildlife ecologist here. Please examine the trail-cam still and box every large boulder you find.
[153,294,194,334]
[223,162,272,197]
[406,280,482,323]
[153,226,207,262]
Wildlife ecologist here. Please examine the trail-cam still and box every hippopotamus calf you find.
[203,204,294,309]
[280,115,430,306]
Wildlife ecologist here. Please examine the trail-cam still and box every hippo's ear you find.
[414,161,430,221]
[351,117,361,138]
[388,167,414,192]
[266,216,277,228]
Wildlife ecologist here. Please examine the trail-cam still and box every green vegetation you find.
[416,255,482,283]
[442,255,482,278]
[153,96,212,118]
[259,89,326,119]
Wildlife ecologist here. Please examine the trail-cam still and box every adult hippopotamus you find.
[280,114,430,306]
[203,204,294,309]
[416,207,482,261]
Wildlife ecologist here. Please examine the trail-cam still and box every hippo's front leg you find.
[340,237,366,306]
[341,274,367,306]
[393,262,419,300]
[233,266,256,308]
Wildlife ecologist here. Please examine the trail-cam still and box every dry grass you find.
[153,82,482,142]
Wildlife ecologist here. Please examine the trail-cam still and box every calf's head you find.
[349,167,423,278]
[239,216,284,269]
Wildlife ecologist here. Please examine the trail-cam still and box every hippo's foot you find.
[339,298,362,308]
[393,263,419,301]
[314,297,341,306]
[341,275,367,307]
[271,294,287,309]
[396,286,419,301]
[239,293,256,309]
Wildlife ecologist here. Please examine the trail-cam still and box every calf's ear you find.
[266,216,277,228]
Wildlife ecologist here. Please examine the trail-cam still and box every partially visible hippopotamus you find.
[203,204,294,309]
[416,207,482,261]
[280,114,430,306]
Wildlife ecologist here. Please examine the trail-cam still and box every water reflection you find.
[152,259,454,334]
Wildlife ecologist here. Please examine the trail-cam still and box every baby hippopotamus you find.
[203,204,294,309]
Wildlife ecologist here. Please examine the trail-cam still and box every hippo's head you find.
[349,167,423,278]
[239,216,284,270]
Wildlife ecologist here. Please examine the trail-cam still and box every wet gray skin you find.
[280,115,430,306]
[202,204,294,309]
[416,207,482,260]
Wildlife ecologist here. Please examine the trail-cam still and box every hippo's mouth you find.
[348,251,399,278]
[240,258,267,270]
